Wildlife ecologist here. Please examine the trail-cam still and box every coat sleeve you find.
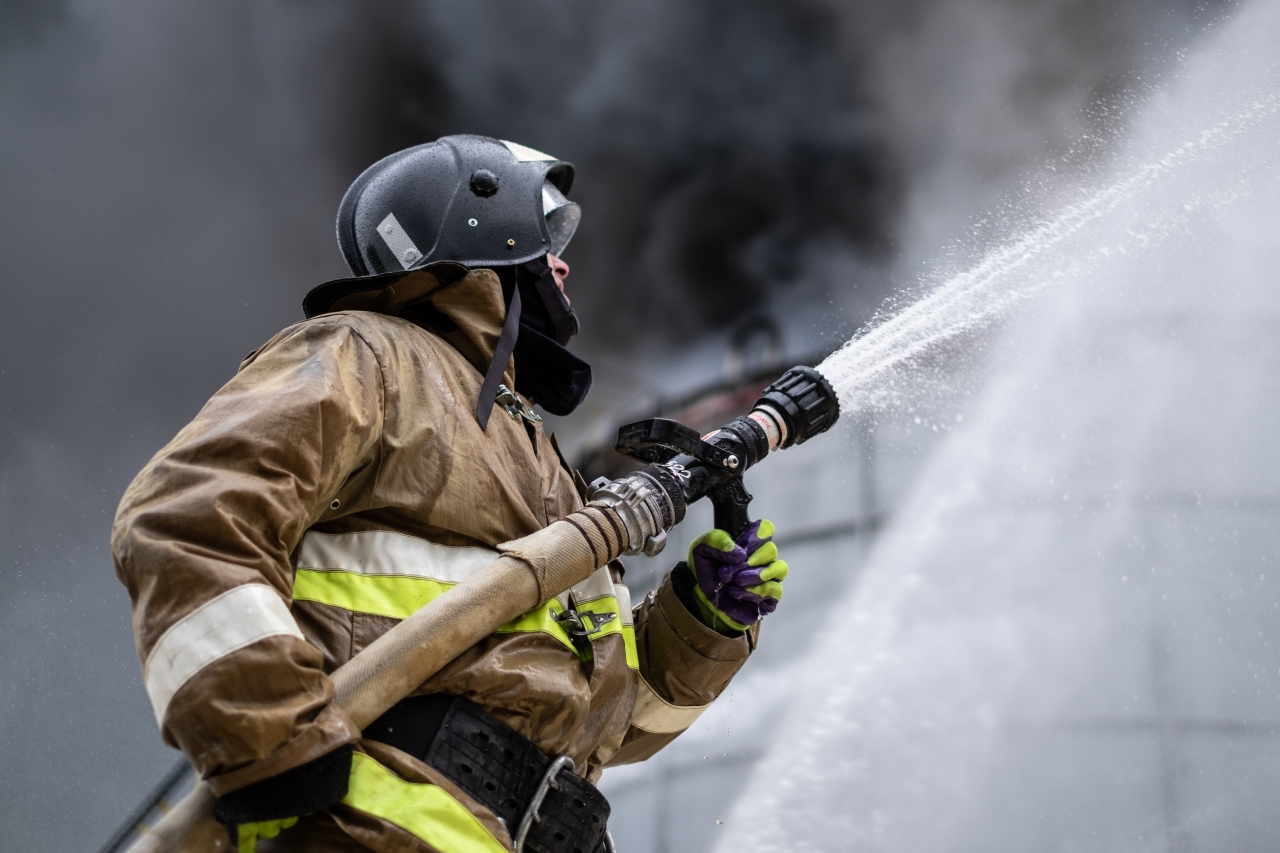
[607,567,759,766]
[111,317,384,797]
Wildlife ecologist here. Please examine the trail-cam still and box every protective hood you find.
[501,257,591,417]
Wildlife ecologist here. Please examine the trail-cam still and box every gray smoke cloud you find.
[421,0,899,340]
[0,1,1224,849]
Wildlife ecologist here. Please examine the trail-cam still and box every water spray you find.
[601,91,1280,540]
[816,89,1280,418]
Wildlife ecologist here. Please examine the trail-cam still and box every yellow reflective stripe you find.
[342,753,506,853]
[293,569,579,652]
[292,570,636,666]
[494,598,576,652]
[575,595,639,670]
[292,569,451,620]
[622,624,639,670]
[575,596,621,637]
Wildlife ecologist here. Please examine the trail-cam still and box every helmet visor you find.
[542,181,581,256]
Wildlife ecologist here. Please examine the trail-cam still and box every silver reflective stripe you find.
[143,584,303,725]
[500,140,556,162]
[376,212,423,270]
[563,565,633,626]
[295,530,497,583]
[630,674,713,734]
[613,582,634,627]
[567,564,614,609]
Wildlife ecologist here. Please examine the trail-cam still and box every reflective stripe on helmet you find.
[143,584,303,724]
[630,674,713,735]
[342,752,507,853]
[375,212,424,270]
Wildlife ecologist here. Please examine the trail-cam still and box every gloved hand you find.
[686,519,788,633]
[232,818,298,853]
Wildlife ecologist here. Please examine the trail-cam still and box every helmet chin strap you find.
[475,285,523,430]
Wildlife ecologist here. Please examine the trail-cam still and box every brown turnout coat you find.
[111,268,754,852]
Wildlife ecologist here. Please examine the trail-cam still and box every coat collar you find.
[305,266,515,386]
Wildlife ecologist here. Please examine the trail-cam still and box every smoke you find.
[420,0,899,339]
[0,1,1227,850]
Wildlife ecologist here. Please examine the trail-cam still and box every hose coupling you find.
[588,471,677,557]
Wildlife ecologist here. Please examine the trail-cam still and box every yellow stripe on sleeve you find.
[342,753,507,853]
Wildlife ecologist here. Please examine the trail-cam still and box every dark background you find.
[0,1,1226,849]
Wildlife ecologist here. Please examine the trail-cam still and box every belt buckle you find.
[513,755,572,853]
[512,755,616,853]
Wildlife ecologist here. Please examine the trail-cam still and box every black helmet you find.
[310,135,591,429]
[335,135,580,276]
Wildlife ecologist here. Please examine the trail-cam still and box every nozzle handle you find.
[709,477,753,539]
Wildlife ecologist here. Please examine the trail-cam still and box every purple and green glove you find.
[687,519,788,633]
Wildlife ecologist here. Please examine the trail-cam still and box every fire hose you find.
[118,366,838,853]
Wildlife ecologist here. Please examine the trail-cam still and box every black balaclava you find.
[496,257,592,417]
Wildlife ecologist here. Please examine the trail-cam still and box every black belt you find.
[364,695,612,853]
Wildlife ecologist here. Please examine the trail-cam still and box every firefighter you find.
[112,135,789,853]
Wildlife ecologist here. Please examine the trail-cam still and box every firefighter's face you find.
[547,254,570,305]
